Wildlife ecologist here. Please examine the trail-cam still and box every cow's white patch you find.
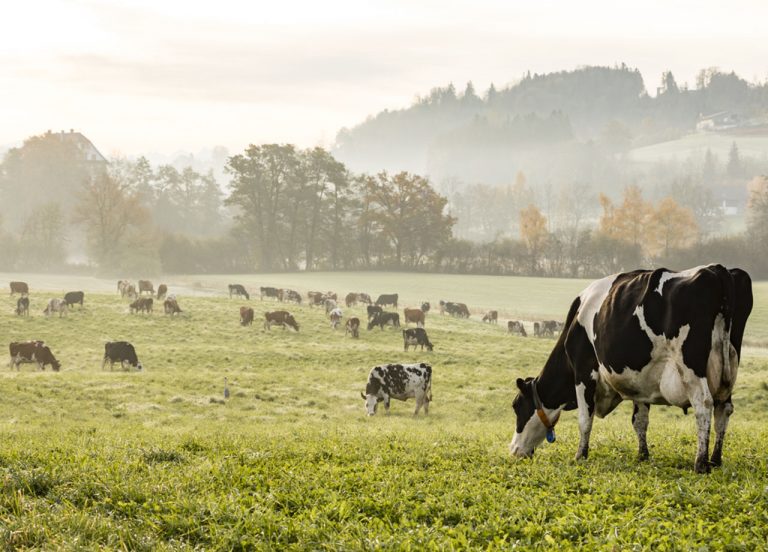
[654,265,708,295]
[509,403,564,457]
[577,273,619,343]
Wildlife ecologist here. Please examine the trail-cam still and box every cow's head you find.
[286,314,299,332]
[510,377,557,458]
[426,341,434,352]
[360,391,383,416]
[136,361,143,370]
[421,302,430,313]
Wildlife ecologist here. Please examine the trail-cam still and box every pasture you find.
[0,272,767,549]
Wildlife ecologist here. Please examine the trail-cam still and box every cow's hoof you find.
[694,459,711,474]
[710,453,722,467]
[638,450,650,462]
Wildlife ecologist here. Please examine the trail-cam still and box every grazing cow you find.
[325,298,338,315]
[361,363,432,416]
[164,298,182,315]
[368,311,401,331]
[9,341,61,371]
[329,307,343,329]
[483,310,498,324]
[325,292,338,301]
[421,302,431,313]
[117,280,130,295]
[307,291,324,306]
[375,294,399,308]
[533,322,541,337]
[359,293,373,305]
[283,289,302,304]
[440,301,470,318]
[63,291,85,308]
[260,287,280,300]
[44,298,68,318]
[264,311,300,331]
[403,308,425,327]
[16,297,29,316]
[240,306,254,326]
[229,284,250,300]
[124,284,137,300]
[10,281,28,296]
[510,265,753,474]
[538,320,563,338]
[138,280,154,296]
[403,328,434,351]
[102,341,142,370]
[345,317,361,338]
[157,284,168,300]
[345,292,359,307]
[367,305,383,321]
[130,297,153,314]
[508,320,527,337]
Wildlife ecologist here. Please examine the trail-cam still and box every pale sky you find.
[1,0,767,157]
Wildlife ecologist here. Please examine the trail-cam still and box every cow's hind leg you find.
[710,398,733,467]
[682,372,714,473]
[414,394,423,416]
[632,402,651,460]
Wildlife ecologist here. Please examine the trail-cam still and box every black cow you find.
[510,265,753,474]
[367,305,383,321]
[403,328,434,351]
[368,311,400,330]
[102,341,142,370]
[16,296,29,316]
[229,284,250,300]
[260,287,280,300]
[375,294,399,308]
[9,341,60,371]
[440,301,470,318]
[63,291,85,308]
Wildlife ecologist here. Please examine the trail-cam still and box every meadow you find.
[0,272,767,549]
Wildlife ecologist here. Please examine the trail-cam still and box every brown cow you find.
[240,306,254,326]
[138,280,154,296]
[9,341,60,371]
[16,297,29,316]
[508,320,527,336]
[482,310,498,324]
[125,284,138,299]
[345,317,360,338]
[130,297,153,314]
[163,298,182,315]
[157,284,168,300]
[308,291,324,307]
[264,311,299,331]
[345,292,359,307]
[403,308,425,327]
[10,281,28,296]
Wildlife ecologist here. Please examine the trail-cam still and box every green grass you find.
[629,131,768,164]
[1,274,767,549]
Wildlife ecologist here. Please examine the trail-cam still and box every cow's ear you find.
[360,392,366,400]
[516,378,528,394]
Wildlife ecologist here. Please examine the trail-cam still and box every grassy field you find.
[1,273,767,549]
[629,131,768,164]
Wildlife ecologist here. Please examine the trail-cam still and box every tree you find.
[18,202,66,269]
[599,186,653,249]
[660,71,679,95]
[519,204,548,273]
[726,142,743,179]
[73,171,147,267]
[649,197,699,256]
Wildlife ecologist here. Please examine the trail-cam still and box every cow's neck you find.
[536,339,576,410]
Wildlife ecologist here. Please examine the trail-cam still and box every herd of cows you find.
[3,264,757,472]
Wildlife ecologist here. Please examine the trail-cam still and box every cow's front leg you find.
[686,375,714,473]
[574,378,596,460]
[413,395,423,416]
[710,398,733,467]
[384,397,391,415]
[632,402,651,460]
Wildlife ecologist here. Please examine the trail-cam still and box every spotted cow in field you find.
[9,341,61,371]
[482,310,498,324]
[63,291,85,308]
[510,265,753,474]
[329,307,343,329]
[16,297,29,316]
[229,284,250,300]
[130,297,153,314]
[361,363,432,416]
[44,298,68,318]
[308,291,325,307]
[264,311,300,331]
[345,317,361,338]
[102,341,142,370]
[508,320,527,337]
[368,311,400,331]
[240,306,254,326]
[537,320,563,338]
[403,328,434,351]
[440,301,470,318]
[282,289,302,304]
[10,281,28,296]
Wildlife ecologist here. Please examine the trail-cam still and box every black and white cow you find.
[361,363,432,416]
[403,328,434,351]
[229,284,250,300]
[368,311,400,330]
[102,341,143,371]
[510,265,752,473]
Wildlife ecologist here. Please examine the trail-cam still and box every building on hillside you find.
[54,129,108,169]
[696,111,742,132]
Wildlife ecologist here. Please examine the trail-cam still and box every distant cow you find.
[157,284,168,300]
[102,341,142,370]
[359,293,373,305]
[118,280,130,296]
[345,292,360,307]
[345,317,361,338]
[533,321,541,337]
[482,310,498,324]
[138,280,154,296]
[508,320,527,337]
[367,305,383,321]
[10,281,28,296]
[130,297,153,314]
[375,294,399,308]
[325,292,338,301]
[283,289,302,304]
[307,291,324,306]
[368,311,400,331]
[229,284,250,300]
[264,311,300,331]
[329,307,343,329]
[16,297,29,316]
[538,320,564,338]
[403,308,425,327]
[9,341,61,371]
[421,302,431,313]
[125,284,138,300]
[440,301,470,318]
[44,298,68,318]
[260,287,280,300]
[240,306,254,326]
[164,298,182,316]
[325,299,338,315]
[63,291,85,308]
[361,363,432,416]
[403,328,434,351]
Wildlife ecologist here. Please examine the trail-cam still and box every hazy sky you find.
[1,0,767,156]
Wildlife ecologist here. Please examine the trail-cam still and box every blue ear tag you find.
[546,428,556,443]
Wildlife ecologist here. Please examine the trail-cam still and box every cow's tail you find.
[714,265,735,388]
